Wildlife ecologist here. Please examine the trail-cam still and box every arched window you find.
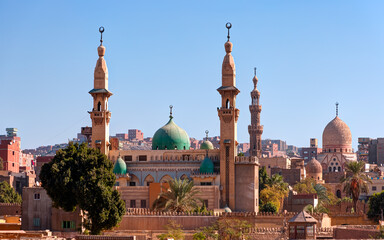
[129,174,140,186]
[160,175,172,183]
[338,166,341,172]
[336,190,341,198]
[144,175,155,186]
[329,167,332,172]
[97,102,101,111]
[333,167,336,172]
[226,99,230,109]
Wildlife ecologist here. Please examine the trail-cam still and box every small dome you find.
[152,117,190,150]
[322,116,352,148]
[224,206,232,213]
[200,156,214,174]
[306,157,322,174]
[200,140,214,150]
[113,155,127,175]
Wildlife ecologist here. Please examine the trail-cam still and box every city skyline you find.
[1,1,384,150]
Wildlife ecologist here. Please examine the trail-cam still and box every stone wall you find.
[0,203,21,215]
[328,213,376,226]
[333,225,380,239]
[118,209,330,231]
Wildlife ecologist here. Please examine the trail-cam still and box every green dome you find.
[113,155,127,175]
[200,155,214,174]
[200,140,214,150]
[152,117,191,150]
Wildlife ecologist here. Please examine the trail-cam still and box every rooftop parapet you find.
[235,156,259,165]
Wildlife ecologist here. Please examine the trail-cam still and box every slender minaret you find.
[217,23,240,210]
[248,68,263,158]
[89,27,112,155]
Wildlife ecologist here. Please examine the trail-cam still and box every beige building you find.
[259,156,291,176]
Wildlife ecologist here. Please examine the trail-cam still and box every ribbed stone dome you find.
[306,157,322,174]
[322,116,352,148]
[200,156,214,174]
[113,155,127,175]
[200,140,214,150]
[152,117,190,150]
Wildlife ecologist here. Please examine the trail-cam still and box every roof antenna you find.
[99,26,104,46]
[336,102,339,117]
[226,22,232,42]
[205,130,209,141]
[169,105,173,119]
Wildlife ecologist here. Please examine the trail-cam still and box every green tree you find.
[259,166,270,192]
[39,142,126,235]
[157,220,185,240]
[367,191,384,222]
[341,161,371,212]
[0,157,4,170]
[193,225,218,240]
[152,178,201,212]
[293,178,336,213]
[260,202,278,213]
[217,219,252,240]
[0,181,21,203]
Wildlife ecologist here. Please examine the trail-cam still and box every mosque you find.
[87,24,358,212]
[88,24,261,212]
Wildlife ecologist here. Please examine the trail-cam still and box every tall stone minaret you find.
[248,68,263,158]
[89,27,112,156]
[217,23,240,210]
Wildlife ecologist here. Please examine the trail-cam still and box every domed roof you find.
[224,206,232,213]
[152,117,190,150]
[113,155,127,175]
[200,155,214,174]
[322,116,352,148]
[200,140,214,150]
[306,157,322,174]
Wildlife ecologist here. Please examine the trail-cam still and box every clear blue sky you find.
[1,1,384,150]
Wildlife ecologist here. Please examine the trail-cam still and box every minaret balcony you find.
[249,105,262,112]
[90,111,111,119]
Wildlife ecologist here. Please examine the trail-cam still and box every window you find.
[382,186,384,191]
[138,155,147,161]
[124,155,132,161]
[129,182,136,186]
[34,193,40,200]
[372,186,377,191]
[62,221,75,229]
[201,182,212,186]
[141,200,146,208]
[33,218,40,227]
[304,151,308,154]
[130,200,136,208]
[115,182,120,186]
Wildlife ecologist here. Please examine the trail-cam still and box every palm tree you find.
[267,174,289,212]
[341,161,371,212]
[152,178,201,212]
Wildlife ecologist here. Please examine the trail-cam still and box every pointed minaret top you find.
[97,27,106,57]
[224,22,233,53]
[336,102,339,117]
[205,130,209,141]
[169,105,173,119]
[94,26,108,89]
[253,67,258,88]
